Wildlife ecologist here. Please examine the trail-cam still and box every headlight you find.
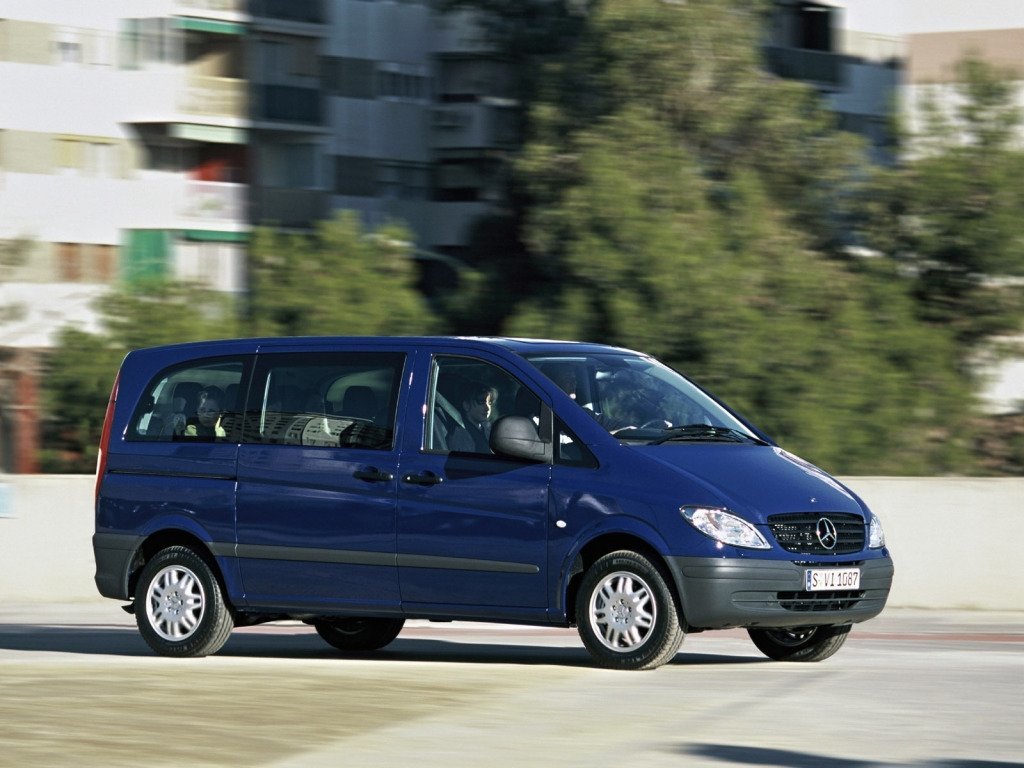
[681,506,770,550]
[868,513,886,549]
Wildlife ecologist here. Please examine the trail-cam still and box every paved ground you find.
[0,603,1021,768]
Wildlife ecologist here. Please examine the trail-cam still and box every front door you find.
[396,353,551,618]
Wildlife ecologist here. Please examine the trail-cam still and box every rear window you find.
[127,358,246,442]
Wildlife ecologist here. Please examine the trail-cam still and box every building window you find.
[56,137,117,177]
[264,143,318,189]
[378,162,429,200]
[58,243,83,282]
[334,156,376,197]
[91,244,118,283]
[322,57,375,99]
[376,64,430,102]
[120,18,179,70]
[56,39,82,64]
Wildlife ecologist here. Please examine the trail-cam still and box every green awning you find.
[182,229,250,243]
[175,17,246,35]
[123,230,170,284]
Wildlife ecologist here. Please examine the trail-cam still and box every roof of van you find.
[129,336,637,356]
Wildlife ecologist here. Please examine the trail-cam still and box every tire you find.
[748,624,851,662]
[314,617,405,653]
[135,545,234,657]
[575,550,684,670]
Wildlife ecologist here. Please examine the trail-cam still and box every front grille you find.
[777,590,865,612]
[767,512,865,555]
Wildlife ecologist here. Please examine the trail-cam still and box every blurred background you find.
[1,0,1022,477]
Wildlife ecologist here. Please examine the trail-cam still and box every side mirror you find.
[490,416,552,463]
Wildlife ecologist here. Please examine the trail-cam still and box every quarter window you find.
[128,358,246,442]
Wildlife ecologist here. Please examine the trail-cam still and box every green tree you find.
[863,56,1024,348]
[500,0,975,473]
[248,211,437,337]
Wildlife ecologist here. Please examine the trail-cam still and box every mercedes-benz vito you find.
[93,336,894,670]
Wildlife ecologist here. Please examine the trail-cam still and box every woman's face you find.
[465,393,493,425]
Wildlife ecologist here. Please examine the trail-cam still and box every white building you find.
[0,0,250,293]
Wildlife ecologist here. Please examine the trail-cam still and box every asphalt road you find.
[0,603,1021,768]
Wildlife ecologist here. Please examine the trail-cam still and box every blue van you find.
[93,337,893,670]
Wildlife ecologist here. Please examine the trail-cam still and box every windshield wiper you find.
[649,424,767,446]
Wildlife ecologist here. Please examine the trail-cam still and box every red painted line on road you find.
[851,632,1024,644]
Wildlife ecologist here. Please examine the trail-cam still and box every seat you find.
[223,383,240,414]
[429,390,465,451]
[513,386,540,420]
[161,381,201,436]
[341,386,378,423]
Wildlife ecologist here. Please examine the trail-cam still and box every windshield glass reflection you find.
[525,353,761,444]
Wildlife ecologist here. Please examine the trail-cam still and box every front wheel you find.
[135,545,234,657]
[314,618,405,653]
[575,550,684,670]
[747,625,851,662]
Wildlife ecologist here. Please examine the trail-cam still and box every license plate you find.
[805,567,861,592]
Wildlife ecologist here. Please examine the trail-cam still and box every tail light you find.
[95,373,120,503]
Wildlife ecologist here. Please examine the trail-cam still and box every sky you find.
[843,0,1024,35]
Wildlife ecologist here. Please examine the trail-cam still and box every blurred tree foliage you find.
[247,211,437,337]
[40,282,239,472]
[861,56,1024,349]
[462,0,978,473]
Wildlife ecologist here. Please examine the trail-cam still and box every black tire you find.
[135,545,234,657]
[748,625,851,662]
[314,617,405,653]
[575,550,684,671]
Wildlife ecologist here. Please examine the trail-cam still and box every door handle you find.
[401,470,444,486]
[353,467,394,483]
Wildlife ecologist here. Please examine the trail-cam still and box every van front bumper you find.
[665,555,894,631]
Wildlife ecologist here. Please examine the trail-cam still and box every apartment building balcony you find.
[432,100,518,152]
[763,44,843,87]
[181,74,248,122]
[182,180,247,224]
[114,176,246,231]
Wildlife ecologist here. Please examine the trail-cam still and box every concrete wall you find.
[1,475,1022,611]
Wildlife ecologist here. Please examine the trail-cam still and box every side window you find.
[127,358,246,442]
[242,351,405,451]
[426,356,543,455]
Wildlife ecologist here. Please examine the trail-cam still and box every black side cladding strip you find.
[229,544,539,574]
[108,468,237,481]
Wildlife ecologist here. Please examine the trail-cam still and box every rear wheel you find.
[747,625,851,662]
[575,550,684,670]
[135,545,233,657]
[314,617,405,653]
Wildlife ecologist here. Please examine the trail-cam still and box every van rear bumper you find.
[93,533,142,600]
[664,555,895,631]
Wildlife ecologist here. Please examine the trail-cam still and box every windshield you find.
[524,352,763,445]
